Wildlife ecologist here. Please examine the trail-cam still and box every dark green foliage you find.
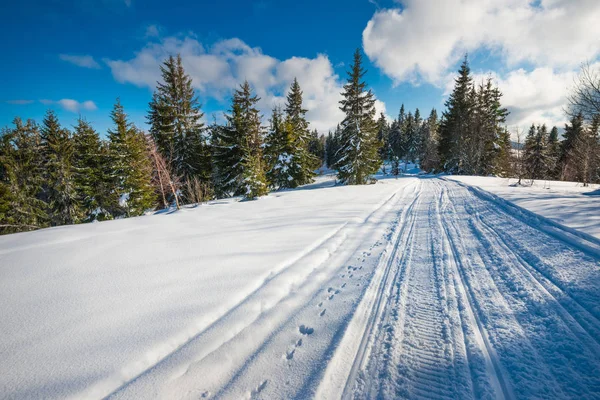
[439,56,508,175]
[108,100,156,216]
[285,78,319,183]
[148,54,211,190]
[308,129,326,167]
[213,81,268,199]
[0,119,47,233]
[523,124,550,180]
[40,111,81,226]
[72,118,113,221]
[264,107,302,189]
[495,128,513,177]
[337,49,381,184]
[376,112,389,171]
[420,109,440,173]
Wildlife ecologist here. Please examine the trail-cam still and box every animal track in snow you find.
[299,325,314,335]
[341,283,346,288]
[320,309,326,317]
[318,301,323,307]
[249,380,268,398]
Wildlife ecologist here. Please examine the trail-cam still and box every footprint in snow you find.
[320,309,326,317]
[299,325,314,335]
[250,380,268,397]
[318,301,323,307]
[201,391,210,398]
[285,348,296,360]
[328,294,334,300]
[342,283,346,288]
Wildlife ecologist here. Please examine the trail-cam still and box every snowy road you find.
[1,177,600,399]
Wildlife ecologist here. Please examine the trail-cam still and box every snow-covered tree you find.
[336,49,381,184]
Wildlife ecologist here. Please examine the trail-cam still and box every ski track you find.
[56,177,600,399]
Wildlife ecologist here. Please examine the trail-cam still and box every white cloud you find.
[106,36,385,132]
[59,54,101,69]
[363,0,600,85]
[363,0,600,131]
[39,99,98,113]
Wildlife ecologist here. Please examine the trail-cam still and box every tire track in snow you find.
[441,180,600,399]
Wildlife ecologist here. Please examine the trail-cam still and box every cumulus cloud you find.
[106,36,386,132]
[39,99,98,113]
[59,54,101,69]
[363,0,600,84]
[364,0,600,130]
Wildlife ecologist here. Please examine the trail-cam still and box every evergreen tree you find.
[336,49,380,184]
[108,99,156,216]
[560,113,586,181]
[72,118,113,221]
[495,128,513,177]
[285,78,319,183]
[264,107,302,189]
[420,109,440,172]
[547,126,561,179]
[308,129,325,167]
[523,124,550,181]
[147,54,211,189]
[376,112,390,171]
[0,118,47,233]
[439,56,473,173]
[325,125,342,168]
[388,105,406,176]
[40,110,81,226]
[213,81,268,199]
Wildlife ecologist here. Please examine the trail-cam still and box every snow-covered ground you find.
[449,176,600,239]
[1,175,599,399]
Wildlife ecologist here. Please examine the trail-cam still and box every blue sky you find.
[2,0,599,136]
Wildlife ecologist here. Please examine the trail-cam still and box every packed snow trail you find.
[340,178,600,400]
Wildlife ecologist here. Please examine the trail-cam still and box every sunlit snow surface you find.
[1,173,599,399]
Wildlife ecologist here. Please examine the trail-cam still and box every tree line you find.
[0,51,373,234]
[3,50,599,234]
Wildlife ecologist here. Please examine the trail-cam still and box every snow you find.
[448,176,600,239]
[1,174,600,399]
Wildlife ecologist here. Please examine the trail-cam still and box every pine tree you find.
[523,124,550,181]
[388,105,406,176]
[308,129,325,167]
[0,118,47,233]
[213,81,268,199]
[40,110,81,226]
[148,54,211,190]
[285,78,319,183]
[337,49,381,184]
[439,56,473,173]
[264,107,302,189]
[547,126,561,179]
[420,109,440,172]
[72,118,112,221]
[560,113,586,181]
[108,99,156,217]
[376,112,390,172]
[495,128,513,177]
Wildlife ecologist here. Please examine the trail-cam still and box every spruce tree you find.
[439,56,474,173]
[0,118,47,233]
[376,112,390,172]
[337,49,381,184]
[264,107,302,189]
[72,118,113,221]
[108,99,156,217]
[495,128,513,177]
[40,110,81,226]
[523,124,550,181]
[213,81,268,199]
[388,105,406,176]
[148,54,211,189]
[308,129,325,167]
[560,113,586,181]
[420,109,441,172]
[547,126,561,179]
[285,78,319,183]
